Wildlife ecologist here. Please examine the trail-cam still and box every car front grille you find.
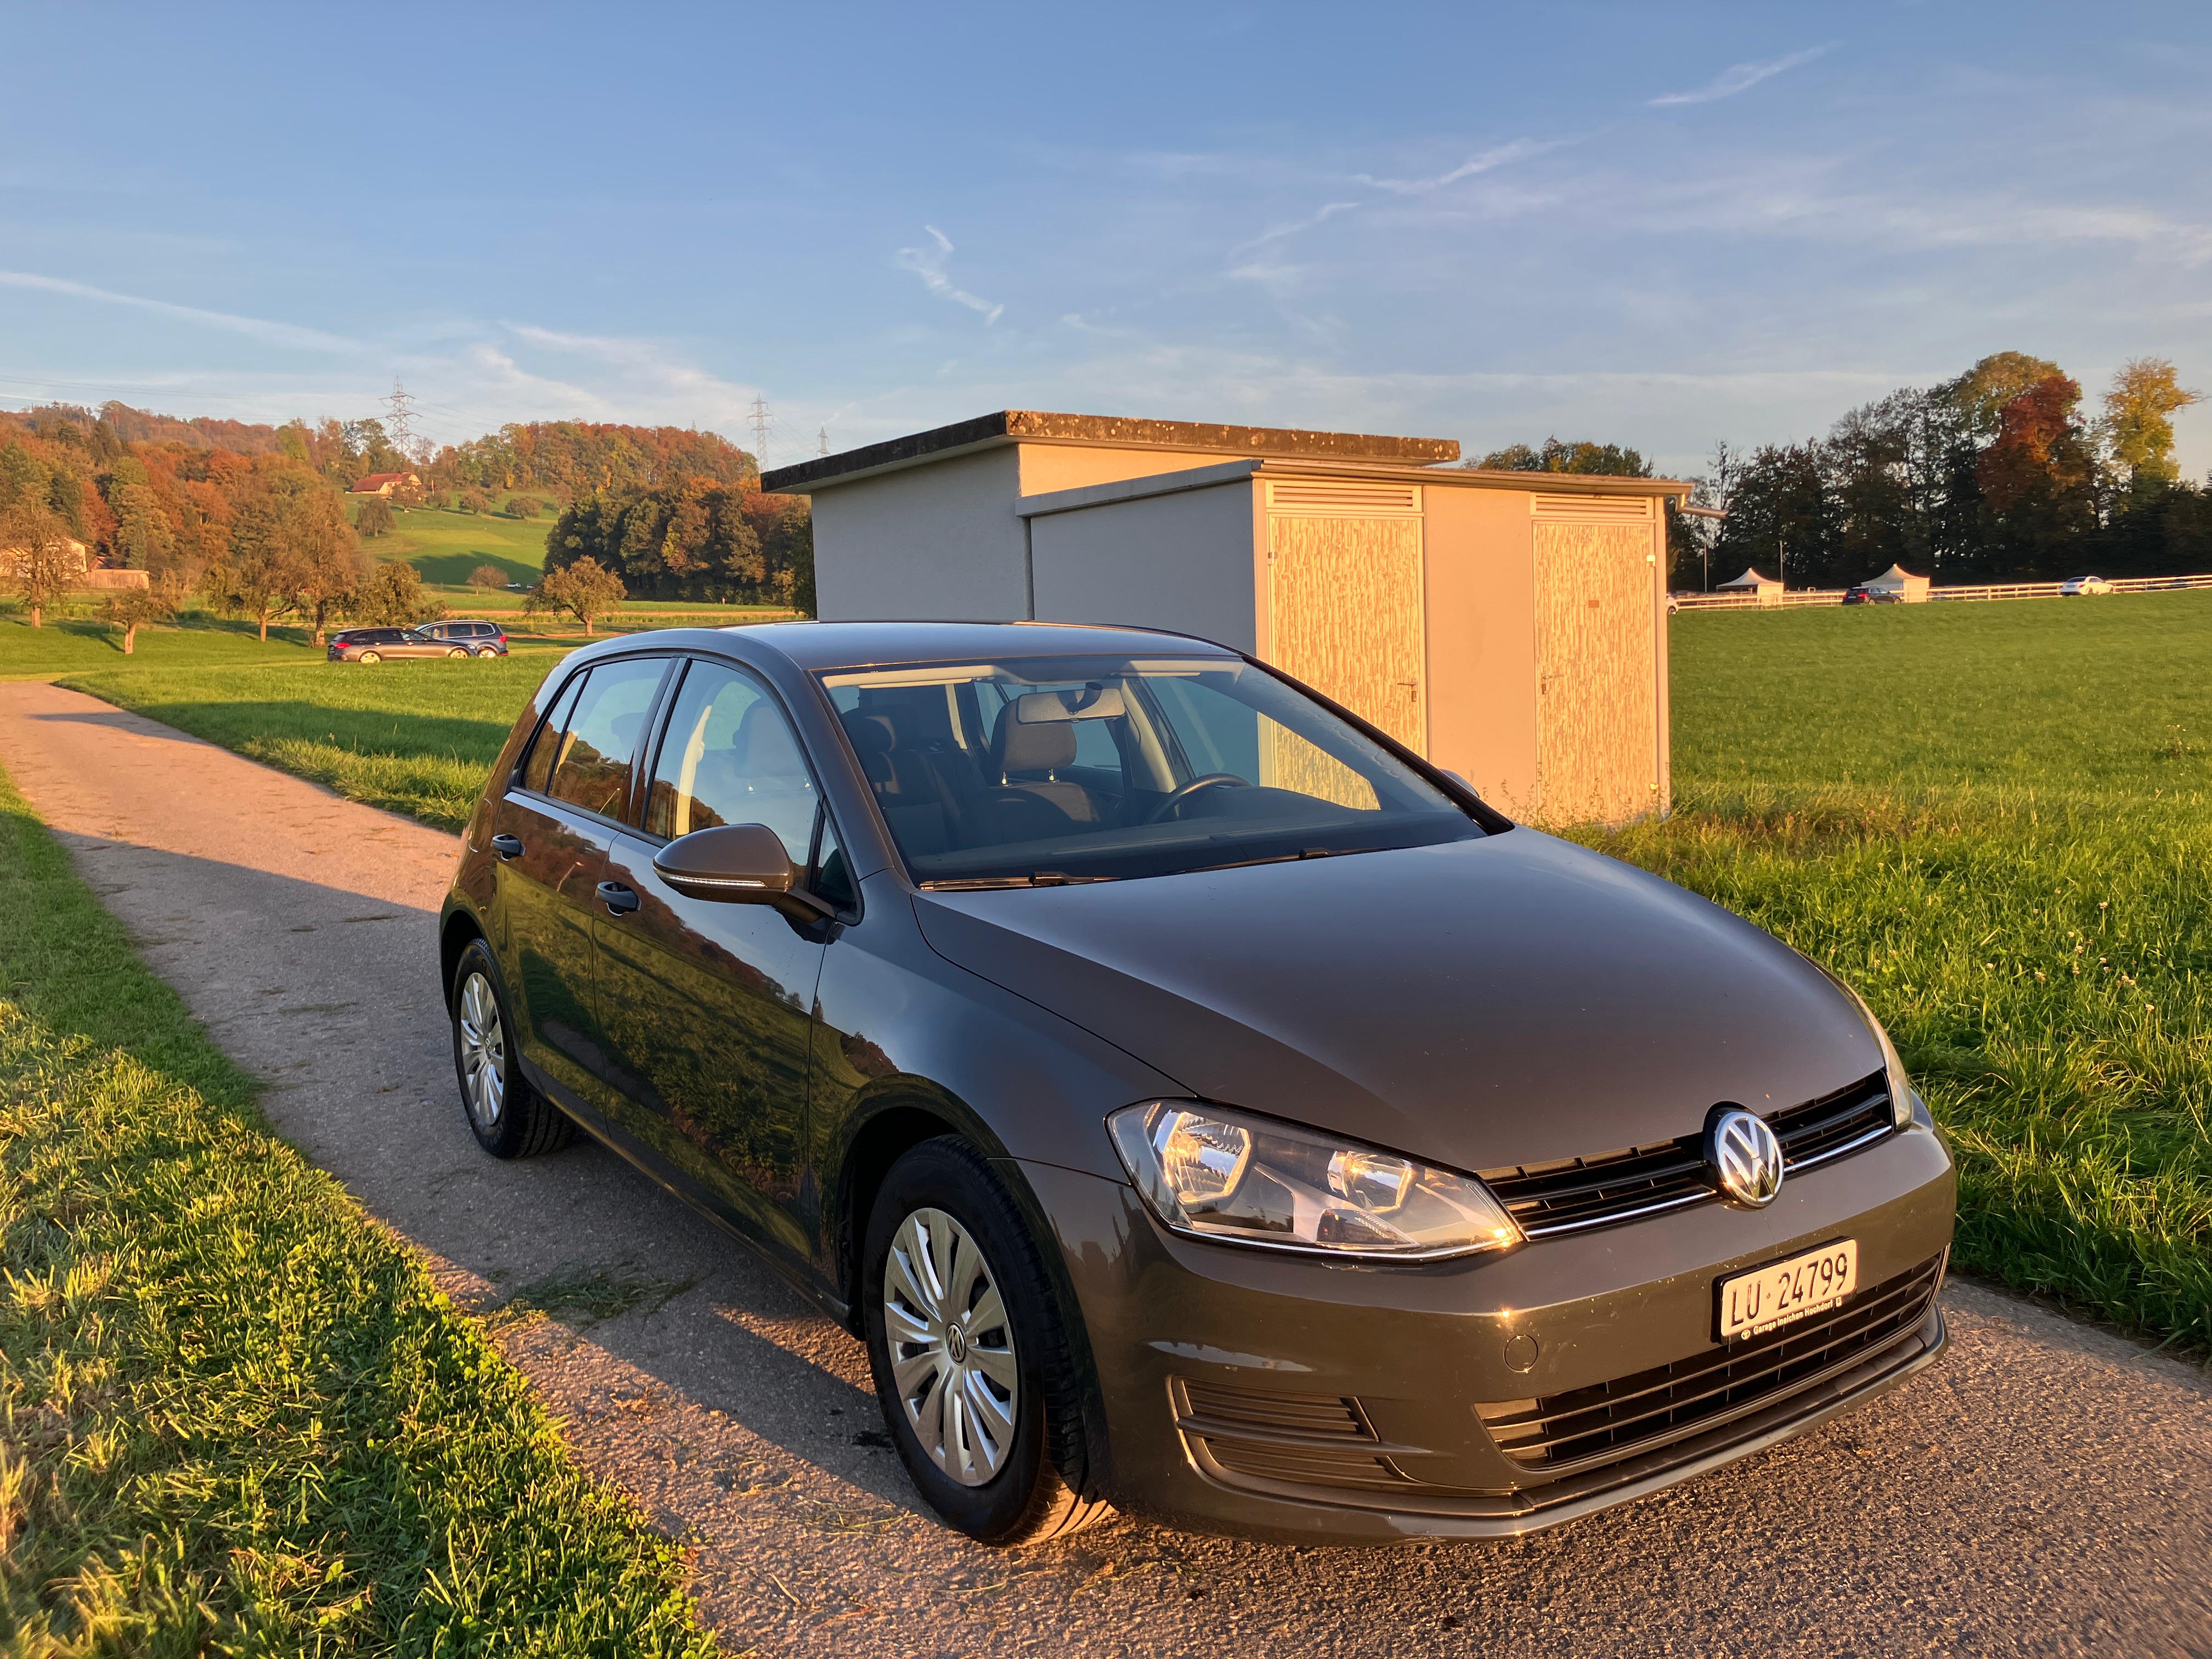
[1475,1251,1946,1474]
[1482,1070,1895,1239]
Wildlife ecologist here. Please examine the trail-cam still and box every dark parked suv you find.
[329,620,508,662]
[439,622,1954,1546]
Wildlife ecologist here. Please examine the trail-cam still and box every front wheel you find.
[450,939,575,1158]
[863,1138,1109,1546]
[447,647,469,658]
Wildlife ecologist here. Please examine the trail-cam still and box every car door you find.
[484,654,674,1124]
[592,656,839,1268]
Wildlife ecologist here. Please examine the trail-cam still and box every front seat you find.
[988,708,1100,826]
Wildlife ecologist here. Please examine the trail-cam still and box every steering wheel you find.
[1144,772,1250,825]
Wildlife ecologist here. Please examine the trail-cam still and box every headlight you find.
[1870,1017,1920,1132]
[1107,1102,1521,1260]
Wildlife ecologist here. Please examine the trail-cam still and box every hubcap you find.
[882,1207,1018,1486]
[457,970,505,1130]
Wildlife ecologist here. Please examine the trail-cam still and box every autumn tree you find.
[1,503,79,627]
[506,495,541,520]
[288,488,366,644]
[2102,358,2202,487]
[527,555,625,634]
[357,495,397,538]
[103,576,182,655]
[468,563,507,589]
[353,561,443,628]
[1471,437,1652,476]
[214,491,306,641]
[1943,352,2063,437]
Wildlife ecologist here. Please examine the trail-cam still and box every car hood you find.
[911,830,1881,1176]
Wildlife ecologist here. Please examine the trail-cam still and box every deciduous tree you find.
[289,488,366,644]
[2102,358,2202,486]
[353,561,443,628]
[356,496,397,538]
[103,576,180,654]
[468,563,507,589]
[1,503,78,627]
[527,555,625,635]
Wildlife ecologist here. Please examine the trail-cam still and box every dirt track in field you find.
[3,676,2209,1658]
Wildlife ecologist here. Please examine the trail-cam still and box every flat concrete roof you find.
[760,410,1460,494]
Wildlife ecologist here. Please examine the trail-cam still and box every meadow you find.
[50,591,2212,1350]
[0,764,716,1652]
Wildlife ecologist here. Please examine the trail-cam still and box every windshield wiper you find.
[918,870,1119,891]
[1180,845,1378,878]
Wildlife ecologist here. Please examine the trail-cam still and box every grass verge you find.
[0,761,716,1654]
[1587,592,2212,1351]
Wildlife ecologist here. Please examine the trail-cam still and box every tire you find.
[359,650,382,663]
[449,938,576,1159]
[862,1137,1110,1547]
[447,647,468,658]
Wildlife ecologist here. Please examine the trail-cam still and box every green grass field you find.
[55,591,2212,1351]
[1588,591,2212,1350]
[353,506,797,626]
[353,504,552,586]
[0,613,320,681]
[0,764,717,1654]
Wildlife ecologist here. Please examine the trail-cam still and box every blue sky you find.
[4,3,2208,478]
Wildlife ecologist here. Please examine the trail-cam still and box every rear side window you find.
[520,673,587,795]
[544,658,670,821]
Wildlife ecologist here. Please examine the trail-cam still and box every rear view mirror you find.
[653,823,831,921]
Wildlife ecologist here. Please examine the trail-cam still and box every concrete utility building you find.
[764,411,1688,826]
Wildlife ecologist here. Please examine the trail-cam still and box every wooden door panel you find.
[1265,513,1426,753]
[1534,522,1656,825]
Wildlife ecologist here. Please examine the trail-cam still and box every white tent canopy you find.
[1861,563,1931,600]
[1716,567,1779,591]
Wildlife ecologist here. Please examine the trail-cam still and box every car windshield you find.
[819,653,1483,886]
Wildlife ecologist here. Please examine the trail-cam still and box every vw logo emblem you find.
[1707,1107,1785,1208]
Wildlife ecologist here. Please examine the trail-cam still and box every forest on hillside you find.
[0,401,810,630]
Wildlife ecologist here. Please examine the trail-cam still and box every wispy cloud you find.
[1232,201,1361,255]
[893,226,1003,324]
[1650,45,1835,108]
[1351,138,1562,196]
[0,269,363,354]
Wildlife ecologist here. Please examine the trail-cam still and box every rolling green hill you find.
[350,504,551,587]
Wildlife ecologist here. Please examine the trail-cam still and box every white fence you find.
[1673,574,2212,612]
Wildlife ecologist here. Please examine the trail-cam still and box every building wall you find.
[1016,443,1246,497]
[810,445,1026,620]
[1025,478,1261,651]
[1420,486,1541,817]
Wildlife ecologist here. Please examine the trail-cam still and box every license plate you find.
[1717,1239,1858,1341]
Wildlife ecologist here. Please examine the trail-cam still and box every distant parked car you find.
[2059,575,2113,596]
[328,620,509,662]
[1842,586,1872,606]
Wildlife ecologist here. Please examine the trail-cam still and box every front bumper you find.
[1023,1124,1955,1544]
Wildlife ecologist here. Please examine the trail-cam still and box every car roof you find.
[569,619,1243,676]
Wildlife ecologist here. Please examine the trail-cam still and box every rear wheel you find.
[359,650,382,663]
[450,939,575,1158]
[862,1137,1109,1546]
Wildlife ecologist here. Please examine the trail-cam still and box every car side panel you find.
[806,868,1180,1291]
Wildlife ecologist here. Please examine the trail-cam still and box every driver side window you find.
[644,661,819,862]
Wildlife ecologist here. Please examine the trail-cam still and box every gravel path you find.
[3,677,2208,1658]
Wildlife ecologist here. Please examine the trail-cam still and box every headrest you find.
[733,701,808,780]
[992,706,1076,777]
[839,710,895,758]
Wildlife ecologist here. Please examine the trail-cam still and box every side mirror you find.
[653,823,832,921]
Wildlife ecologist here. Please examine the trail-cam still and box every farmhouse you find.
[347,471,420,497]
[764,411,1690,826]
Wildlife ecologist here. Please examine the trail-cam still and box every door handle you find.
[490,834,526,860]
[597,881,641,916]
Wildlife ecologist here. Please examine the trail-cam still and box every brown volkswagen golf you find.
[439,622,1954,1547]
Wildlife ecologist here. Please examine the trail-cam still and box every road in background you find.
[2,678,2207,1658]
